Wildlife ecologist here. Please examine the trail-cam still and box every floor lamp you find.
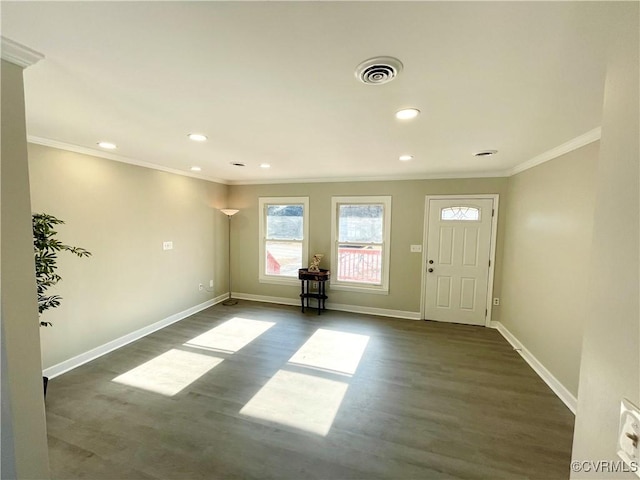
[220,208,239,306]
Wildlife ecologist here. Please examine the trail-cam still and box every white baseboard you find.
[325,302,421,320]
[43,291,573,417]
[42,295,227,379]
[232,292,421,320]
[490,321,577,414]
[232,292,300,307]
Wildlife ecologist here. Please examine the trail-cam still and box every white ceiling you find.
[2,1,618,184]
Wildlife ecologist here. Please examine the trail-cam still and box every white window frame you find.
[259,196,309,286]
[330,196,392,294]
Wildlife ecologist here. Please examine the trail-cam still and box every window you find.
[441,206,480,221]
[331,196,391,294]
[259,197,309,285]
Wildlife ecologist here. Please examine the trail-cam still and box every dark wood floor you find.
[45,301,574,479]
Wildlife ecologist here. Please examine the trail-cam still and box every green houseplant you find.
[33,213,91,327]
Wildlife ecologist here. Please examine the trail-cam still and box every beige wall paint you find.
[571,4,639,476]
[28,144,229,369]
[1,60,50,479]
[228,178,508,315]
[500,142,599,397]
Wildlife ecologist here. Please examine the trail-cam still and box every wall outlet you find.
[163,241,173,250]
[209,280,214,288]
[312,281,318,289]
[410,245,422,253]
[493,297,500,306]
[199,283,204,291]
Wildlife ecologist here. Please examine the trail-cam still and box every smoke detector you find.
[355,56,403,85]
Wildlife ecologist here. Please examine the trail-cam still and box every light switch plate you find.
[618,398,640,477]
[163,241,173,250]
[410,245,422,253]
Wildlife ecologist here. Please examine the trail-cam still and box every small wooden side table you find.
[298,268,330,315]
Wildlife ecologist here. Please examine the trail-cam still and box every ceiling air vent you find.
[355,56,403,85]
[474,150,498,157]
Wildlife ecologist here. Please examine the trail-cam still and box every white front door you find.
[424,198,495,326]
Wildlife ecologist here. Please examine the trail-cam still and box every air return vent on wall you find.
[355,56,403,85]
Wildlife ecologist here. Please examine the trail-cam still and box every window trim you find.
[258,196,309,286]
[330,196,392,294]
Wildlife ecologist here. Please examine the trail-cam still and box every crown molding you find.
[228,170,511,186]
[1,37,44,68]
[25,134,512,185]
[222,127,603,184]
[28,127,600,187]
[27,136,230,185]
[509,127,602,176]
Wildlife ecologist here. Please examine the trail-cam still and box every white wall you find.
[571,4,639,477]
[228,178,509,318]
[28,144,229,370]
[1,59,50,479]
[500,141,599,398]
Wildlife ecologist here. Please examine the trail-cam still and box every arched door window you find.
[440,206,480,221]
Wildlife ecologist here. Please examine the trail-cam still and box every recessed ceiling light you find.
[395,108,420,120]
[188,133,207,142]
[399,155,413,161]
[190,166,202,172]
[97,141,117,149]
[474,150,498,157]
[260,163,271,169]
[230,162,246,167]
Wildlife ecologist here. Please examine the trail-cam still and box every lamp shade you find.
[220,209,239,216]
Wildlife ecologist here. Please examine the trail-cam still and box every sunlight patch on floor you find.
[112,349,223,396]
[239,370,349,436]
[288,329,370,375]
[184,317,276,354]
[240,328,370,436]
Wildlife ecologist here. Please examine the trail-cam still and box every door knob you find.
[428,260,434,264]
[428,268,434,273]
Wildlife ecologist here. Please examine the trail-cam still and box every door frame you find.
[420,194,500,327]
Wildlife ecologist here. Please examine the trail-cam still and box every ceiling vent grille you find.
[355,56,403,85]
[474,150,498,157]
